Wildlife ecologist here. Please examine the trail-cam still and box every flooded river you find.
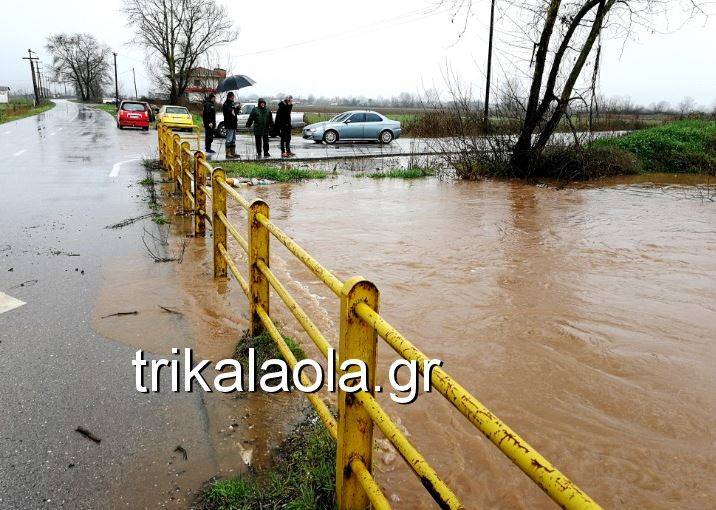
[223,173,716,509]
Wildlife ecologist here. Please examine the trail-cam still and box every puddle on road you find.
[90,188,308,508]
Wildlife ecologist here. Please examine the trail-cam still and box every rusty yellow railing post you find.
[194,151,206,236]
[157,126,163,168]
[336,276,379,510]
[180,142,191,211]
[172,134,181,182]
[248,199,270,336]
[212,167,227,278]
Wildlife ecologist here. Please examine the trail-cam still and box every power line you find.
[236,5,451,58]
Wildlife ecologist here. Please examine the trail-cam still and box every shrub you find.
[535,145,642,180]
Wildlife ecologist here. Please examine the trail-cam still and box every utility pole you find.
[132,68,138,99]
[22,49,40,106]
[483,0,496,130]
[113,52,119,107]
[37,62,44,100]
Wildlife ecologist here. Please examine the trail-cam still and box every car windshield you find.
[122,103,146,112]
[166,107,189,115]
[241,104,255,114]
[330,113,350,122]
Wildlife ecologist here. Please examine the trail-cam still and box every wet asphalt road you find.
[0,101,220,508]
[199,129,436,162]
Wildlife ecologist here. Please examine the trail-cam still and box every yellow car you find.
[156,105,195,131]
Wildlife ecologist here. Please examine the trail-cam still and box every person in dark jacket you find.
[245,98,274,158]
[275,95,294,157]
[202,93,217,154]
[222,92,240,159]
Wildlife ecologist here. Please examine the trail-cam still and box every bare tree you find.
[46,33,112,101]
[444,0,705,177]
[123,0,238,104]
[678,96,696,118]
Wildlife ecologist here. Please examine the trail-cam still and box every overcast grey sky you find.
[1,0,714,107]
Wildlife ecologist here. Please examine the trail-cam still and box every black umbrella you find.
[216,74,256,93]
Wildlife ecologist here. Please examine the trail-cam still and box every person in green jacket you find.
[245,98,274,158]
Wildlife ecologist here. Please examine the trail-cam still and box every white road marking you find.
[110,158,140,177]
[0,291,26,315]
[49,132,56,136]
[13,149,27,157]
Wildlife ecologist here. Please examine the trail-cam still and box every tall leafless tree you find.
[123,0,238,103]
[46,33,112,101]
[444,0,705,177]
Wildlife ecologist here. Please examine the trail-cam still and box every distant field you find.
[0,100,56,125]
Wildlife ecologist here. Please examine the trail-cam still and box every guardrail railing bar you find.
[218,243,249,298]
[354,301,600,510]
[217,210,248,254]
[255,304,337,437]
[350,458,392,510]
[255,212,343,296]
[355,390,462,510]
[256,259,333,358]
[218,177,251,211]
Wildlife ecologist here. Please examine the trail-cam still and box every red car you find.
[117,100,151,130]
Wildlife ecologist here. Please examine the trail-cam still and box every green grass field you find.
[593,120,716,174]
[0,101,56,125]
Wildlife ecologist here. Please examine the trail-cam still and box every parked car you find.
[156,105,195,131]
[214,102,306,138]
[302,111,401,144]
[116,100,151,130]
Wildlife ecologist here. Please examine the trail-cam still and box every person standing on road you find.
[222,92,239,159]
[245,98,274,159]
[202,93,217,154]
[276,95,295,158]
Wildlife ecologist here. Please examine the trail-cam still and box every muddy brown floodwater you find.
[94,172,716,509]
[228,173,715,509]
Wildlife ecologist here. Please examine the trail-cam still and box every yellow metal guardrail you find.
[157,124,601,510]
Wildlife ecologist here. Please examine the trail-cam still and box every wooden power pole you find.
[113,52,119,107]
[132,68,138,99]
[22,49,40,106]
[484,0,496,129]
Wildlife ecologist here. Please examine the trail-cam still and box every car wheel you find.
[118,124,123,130]
[217,122,226,138]
[323,130,338,144]
[379,130,393,144]
[143,126,149,131]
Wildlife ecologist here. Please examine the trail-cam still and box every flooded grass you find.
[200,415,335,510]
[222,161,328,182]
[199,332,335,509]
[356,166,435,179]
[234,331,305,366]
